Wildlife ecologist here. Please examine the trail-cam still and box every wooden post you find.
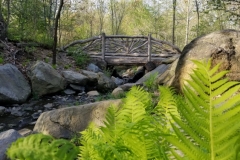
[101,32,106,61]
[148,34,152,62]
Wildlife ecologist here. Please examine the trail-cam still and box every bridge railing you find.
[62,33,181,65]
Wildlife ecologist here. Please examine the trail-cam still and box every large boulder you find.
[157,58,179,86]
[28,61,66,97]
[0,64,31,104]
[97,72,117,93]
[173,29,240,91]
[33,99,122,139]
[62,70,88,85]
[136,64,169,84]
[0,129,22,160]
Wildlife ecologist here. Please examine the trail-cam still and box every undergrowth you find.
[7,59,240,160]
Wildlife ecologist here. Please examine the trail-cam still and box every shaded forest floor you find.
[0,41,81,78]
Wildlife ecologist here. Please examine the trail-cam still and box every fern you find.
[167,59,240,159]
[79,86,169,160]
[7,133,79,160]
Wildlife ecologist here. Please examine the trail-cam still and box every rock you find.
[0,106,6,116]
[32,112,41,120]
[28,61,66,97]
[173,29,240,91]
[137,64,169,84]
[81,70,98,80]
[157,58,179,86]
[87,91,100,96]
[11,106,25,117]
[127,66,146,83]
[0,123,6,131]
[97,72,117,93]
[81,70,98,91]
[0,63,31,104]
[33,99,122,139]
[111,77,125,86]
[0,129,22,160]
[44,103,53,108]
[86,63,102,73]
[122,68,135,78]
[18,128,33,136]
[64,89,76,95]
[62,70,88,85]
[119,83,142,91]
[145,61,156,72]
[70,84,85,92]
[112,87,124,97]
[162,55,180,64]
[17,117,33,129]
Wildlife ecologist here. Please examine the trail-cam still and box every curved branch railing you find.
[62,33,181,65]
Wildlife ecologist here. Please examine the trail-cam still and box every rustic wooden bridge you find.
[62,33,181,66]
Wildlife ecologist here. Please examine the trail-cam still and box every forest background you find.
[0,0,239,52]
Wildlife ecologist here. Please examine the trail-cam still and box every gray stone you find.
[157,58,179,86]
[44,103,53,108]
[64,89,76,95]
[33,99,122,139]
[0,129,22,160]
[11,106,25,117]
[136,64,169,84]
[119,83,142,91]
[0,106,6,116]
[18,128,32,136]
[81,69,98,84]
[162,55,180,64]
[62,70,88,85]
[0,63,31,104]
[28,61,66,97]
[70,84,85,92]
[173,29,240,92]
[111,77,125,86]
[86,63,102,73]
[97,72,117,93]
[87,91,100,96]
[112,87,124,97]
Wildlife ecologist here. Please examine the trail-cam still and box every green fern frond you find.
[7,134,79,160]
[80,86,169,160]
[154,86,180,129]
[168,59,240,159]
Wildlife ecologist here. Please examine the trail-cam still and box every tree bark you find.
[52,0,64,65]
[172,0,177,45]
[195,0,200,37]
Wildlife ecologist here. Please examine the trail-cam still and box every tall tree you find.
[172,0,177,45]
[52,0,64,65]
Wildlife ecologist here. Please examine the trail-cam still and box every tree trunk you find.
[172,0,177,45]
[0,2,7,40]
[52,0,64,65]
[185,0,191,45]
[195,0,200,37]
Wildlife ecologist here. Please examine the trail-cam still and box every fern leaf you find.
[7,134,79,160]
[169,59,240,159]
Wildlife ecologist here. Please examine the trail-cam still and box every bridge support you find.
[101,32,106,61]
[148,34,152,62]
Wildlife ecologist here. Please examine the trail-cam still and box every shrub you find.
[79,59,240,160]
[7,134,79,160]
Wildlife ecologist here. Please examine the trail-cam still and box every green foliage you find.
[24,46,36,54]
[79,86,169,159]
[0,55,4,64]
[67,47,90,67]
[79,59,240,160]
[143,72,158,92]
[7,133,79,160]
[167,59,240,159]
